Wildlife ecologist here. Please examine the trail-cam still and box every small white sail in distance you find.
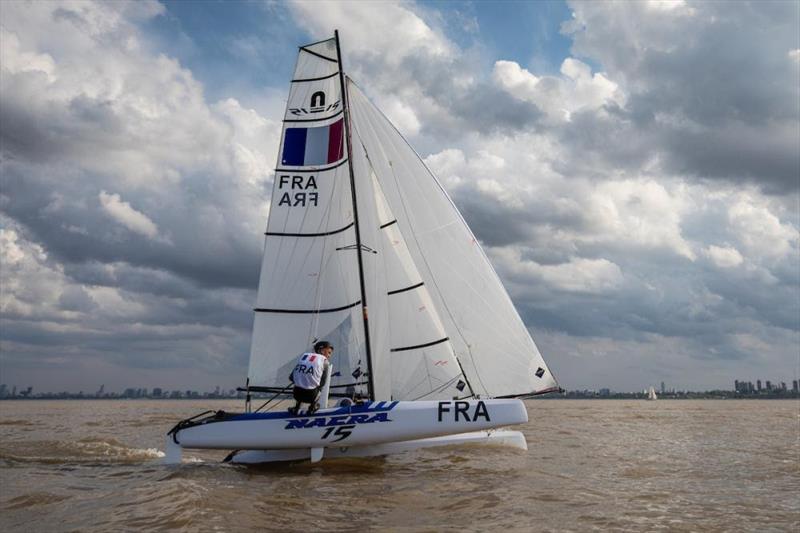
[247,35,559,402]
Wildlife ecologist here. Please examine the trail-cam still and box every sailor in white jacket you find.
[288,341,332,415]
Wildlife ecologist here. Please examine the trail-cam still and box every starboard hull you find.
[167,399,527,461]
[224,429,527,464]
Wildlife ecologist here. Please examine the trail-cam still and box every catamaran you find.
[165,32,560,464]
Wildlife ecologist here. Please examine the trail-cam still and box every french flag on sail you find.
[282,118,344,166]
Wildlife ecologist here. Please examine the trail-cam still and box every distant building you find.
[793,380,798,393]
[766,380,772,391]
[661,381,665,394]
[152,388,163,398]
[757,380,762,391]
[599,388,610,396]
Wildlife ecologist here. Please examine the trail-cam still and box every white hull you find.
[165,399,527,464]
[225,429,527,464]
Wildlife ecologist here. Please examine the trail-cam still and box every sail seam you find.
[275,159,348,173]
[390,337,449,352]
[299,46,337,63]
[265,222,354,238]
[292,72,339,83]
[379,219,397,229]
[254,300,361,314]
[387,281,424,295]
[283,109,344,123]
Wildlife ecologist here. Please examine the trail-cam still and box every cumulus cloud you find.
[493,57,624,122]
[704,245,744,269]
[0,1,275,390]
[562,0,800,191]
[0,0,797,392]
[98,191,161,240]
[727,197,798,261]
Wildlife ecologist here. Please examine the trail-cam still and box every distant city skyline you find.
[1,377,798,398]
[1,1,798,394]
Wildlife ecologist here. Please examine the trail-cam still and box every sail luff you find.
[335,30,375,401]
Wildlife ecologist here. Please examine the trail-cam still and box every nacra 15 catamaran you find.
[165,32,560,464]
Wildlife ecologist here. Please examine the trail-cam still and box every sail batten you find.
[254,300,362,314]
[265,222,354,237]
[292,71,341,83]
[390,337,450,352]
[387,281,424,295]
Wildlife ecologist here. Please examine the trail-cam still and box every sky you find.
[1,0,798,394]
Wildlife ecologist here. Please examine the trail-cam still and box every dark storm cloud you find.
[451,181,583,250]
[57,286,97,312]
[564,0,800,192]
[397,54,544,136]
[0,160,263,290]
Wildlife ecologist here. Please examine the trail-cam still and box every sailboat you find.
[647,386,658,401]
[165,32,559,464]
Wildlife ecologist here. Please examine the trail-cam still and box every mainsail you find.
[248,34,558,401]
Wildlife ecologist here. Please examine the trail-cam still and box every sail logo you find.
[284,412,392,430]
[284,401,398,430]
[282,118,344,166]
[288,91,341,116]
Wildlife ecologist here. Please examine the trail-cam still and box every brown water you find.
[0,399,797,532]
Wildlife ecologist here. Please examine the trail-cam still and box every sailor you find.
[288,341,333,415]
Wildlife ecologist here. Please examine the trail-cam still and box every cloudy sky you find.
[1,0,798,394]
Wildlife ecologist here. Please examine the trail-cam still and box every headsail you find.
[347,79,558,398]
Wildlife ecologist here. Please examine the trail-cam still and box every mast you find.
[335,30,376,400]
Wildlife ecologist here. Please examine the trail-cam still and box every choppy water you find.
[0,399,797,532]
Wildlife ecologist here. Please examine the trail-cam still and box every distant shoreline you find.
[0,394,797,401]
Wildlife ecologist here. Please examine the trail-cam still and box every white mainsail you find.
[248,38,368,396]
[248,35,558,401]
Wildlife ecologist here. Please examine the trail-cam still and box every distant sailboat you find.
[647,386,658,401]
[165,31,559,464]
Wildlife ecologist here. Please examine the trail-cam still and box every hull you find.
[225,429,527,464]
[168,399,527,456]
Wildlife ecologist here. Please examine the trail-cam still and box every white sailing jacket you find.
[291,352,329,390]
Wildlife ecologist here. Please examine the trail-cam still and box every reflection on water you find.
[0,399,798,531]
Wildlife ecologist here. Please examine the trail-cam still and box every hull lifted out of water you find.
[165,399,528,464]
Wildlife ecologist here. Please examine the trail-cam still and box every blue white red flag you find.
[282,119,344,166]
